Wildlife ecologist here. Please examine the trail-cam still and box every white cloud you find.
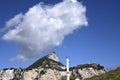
[2,0,88,61]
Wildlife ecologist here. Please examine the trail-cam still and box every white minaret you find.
[66,57,70,80]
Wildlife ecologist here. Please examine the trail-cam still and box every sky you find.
[0,0,120,70]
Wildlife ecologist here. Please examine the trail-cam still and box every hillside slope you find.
[85,67,120,80]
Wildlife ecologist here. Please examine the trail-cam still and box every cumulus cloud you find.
[2,0,88,61]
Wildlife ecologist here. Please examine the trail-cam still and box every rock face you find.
[70,63,105,79]
[0,52,106,80]
[47,52,59,62]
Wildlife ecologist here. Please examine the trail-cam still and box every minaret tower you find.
[66,57,70,80]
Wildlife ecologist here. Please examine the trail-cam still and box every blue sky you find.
[0,0,120,69]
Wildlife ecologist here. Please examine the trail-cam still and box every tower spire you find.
[66,57,70,80]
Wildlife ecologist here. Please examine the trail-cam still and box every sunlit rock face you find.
[70,63,106,80]
[72,67,105,79]
[0,52,106,80]
[39,69,62,80]
[24,69,38,80]
[47,52,59,62]
[0,69,14,80]
[0,68,24,80]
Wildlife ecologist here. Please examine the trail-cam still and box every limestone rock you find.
[47,52,59,62]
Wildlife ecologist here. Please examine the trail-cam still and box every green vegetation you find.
[70,63,104,70]
[62,75,77,80]
[12,77,20,80]
[85,67,120,80]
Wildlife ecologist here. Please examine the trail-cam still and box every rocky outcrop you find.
[0,69,14,80]
[71,64,105,79]
[47,52,59,62]
[0,52,106,80]
[0,68,24,80]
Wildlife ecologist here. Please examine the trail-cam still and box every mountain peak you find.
[27,52,65,70]
[47,52,59,62]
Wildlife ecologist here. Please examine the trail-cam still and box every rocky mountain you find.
[27,52,65,70]
[0,52,106,80]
